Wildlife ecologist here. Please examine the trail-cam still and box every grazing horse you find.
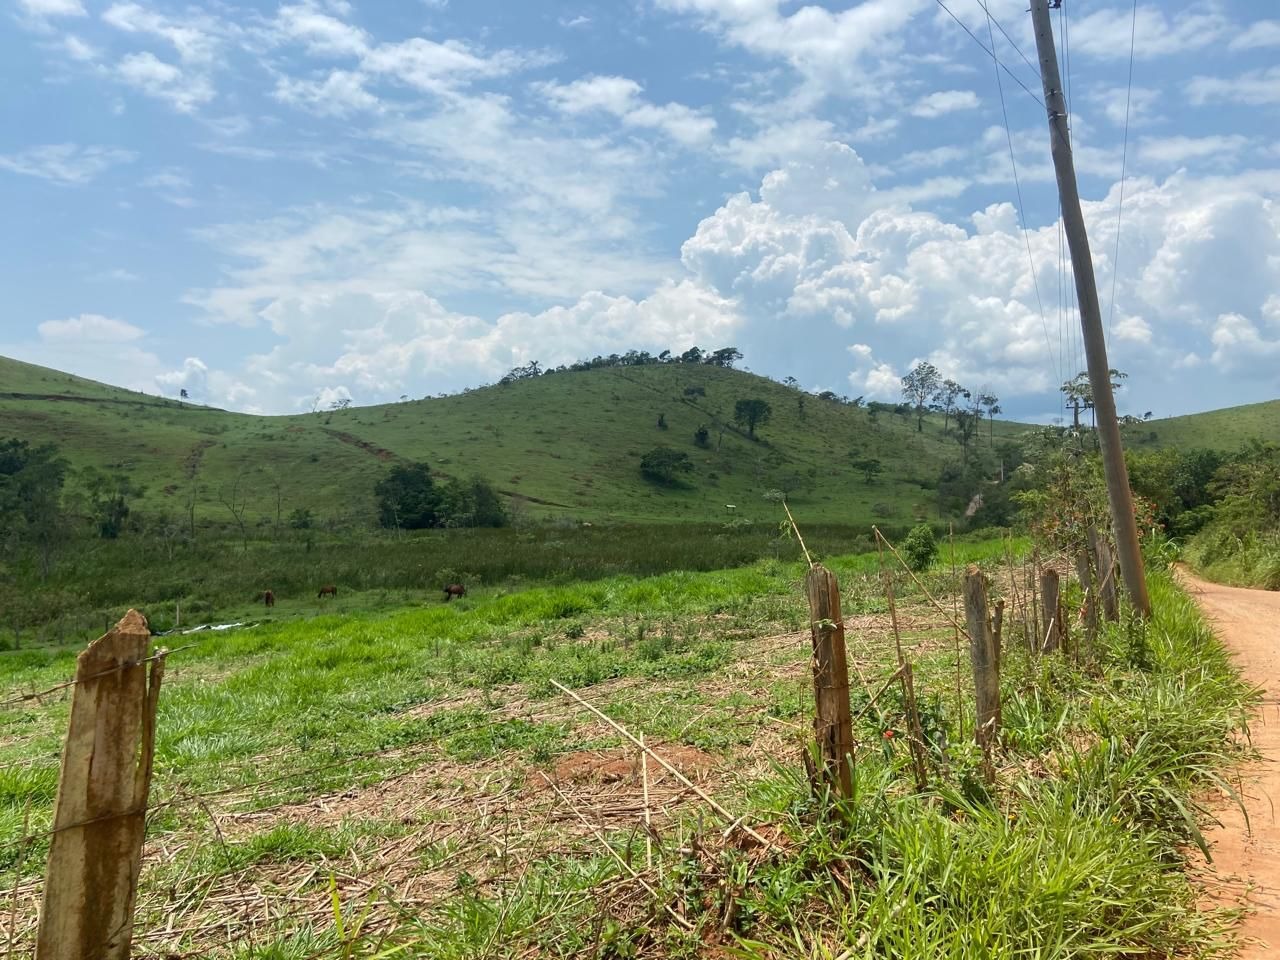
[443,583,466,602]
[263,589,275,608]
[317,584,337,599]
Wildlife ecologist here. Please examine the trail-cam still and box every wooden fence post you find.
[37,609,164,960]
[1096,539,1120,623]
[964,566,1000,784]
[805,564,854,800]
[1075,548,1097,645]
[991,599,1005,674]
[1039,570,1062,653]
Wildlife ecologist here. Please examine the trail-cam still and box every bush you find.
[639,447,693,486]
[903,523,938,572]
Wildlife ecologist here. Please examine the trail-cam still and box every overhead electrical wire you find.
[977,1,1059,389]
[932,0,1045,109]
[1107,0,1139,337]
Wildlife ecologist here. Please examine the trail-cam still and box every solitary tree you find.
[901,362,941,433]
[179,388,189,401]
[934,379,969,435]
[851,457,883,484]
[977,391,1002,444]
[1061,369,1126,432]
[733,398,773,439]
[640,447,694,485]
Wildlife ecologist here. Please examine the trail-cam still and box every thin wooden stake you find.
[804,564,855,800]
[964,567,1000,785]
[992,599,1005,674]
[640,733,653,872]
[877,538,928,791]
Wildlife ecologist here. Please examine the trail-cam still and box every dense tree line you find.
[375,462,508,530]
[500,346,744,384]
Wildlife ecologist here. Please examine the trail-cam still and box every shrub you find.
[903,523,938,571]
[639,447,693,486]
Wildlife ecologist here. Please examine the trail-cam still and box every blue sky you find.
[1,0,1277,420]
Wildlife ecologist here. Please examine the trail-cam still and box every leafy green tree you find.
[375,462,440,529]
[903,524,939,572]
[901,362,941,433]
[733,398,772,439]
[694,425,710,448]
[934,379,968,434]
[80,468,144,539]
[954,409,980,463]
[851,457,882,484]
[705,347,743,368]
[977,391,1001,444]
[0,438,69,577]
[640,447,694,486]
[438,476,508,528]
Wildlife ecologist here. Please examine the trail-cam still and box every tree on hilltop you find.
[901,362,941,433]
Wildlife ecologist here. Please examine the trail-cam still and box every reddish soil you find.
[1179,568,1280,956]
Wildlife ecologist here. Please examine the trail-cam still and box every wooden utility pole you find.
[1029,0,1151,618]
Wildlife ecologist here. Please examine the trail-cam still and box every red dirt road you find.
[1179,568,1280,956]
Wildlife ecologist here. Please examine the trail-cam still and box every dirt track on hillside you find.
[1178,568,1280,956]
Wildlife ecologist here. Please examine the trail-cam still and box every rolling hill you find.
[1122,398,1280,453]
[1,354,1272,529]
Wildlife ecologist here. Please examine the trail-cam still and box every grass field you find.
[1124,398,1280,453]
[1,354,1035,527]
[0,540,1253,957]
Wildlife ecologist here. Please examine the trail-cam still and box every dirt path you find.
[1178,567,1280,955]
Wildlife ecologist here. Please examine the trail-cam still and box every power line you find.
[981,4,1057,388]
[1107,0,1139,336]
[973,0,1042,81]
[932,0,1045,109]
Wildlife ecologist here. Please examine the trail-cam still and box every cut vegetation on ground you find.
[0,538,1254,958]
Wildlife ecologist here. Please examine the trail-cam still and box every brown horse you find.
[263,589,275,608]
[443,583,466,602]
[318,584,337,599]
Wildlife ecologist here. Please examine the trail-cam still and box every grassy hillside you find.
[1124,398,1280,452]
[1,355,1029,526]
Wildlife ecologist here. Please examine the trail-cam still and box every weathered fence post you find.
[805,564,854,800]
[1096,540,1120,623]
[991,598,1005,673]
[964,566,1000,784]
[1040,570,1062,653]
[1075,548,1097,646]
[37,609,164,960]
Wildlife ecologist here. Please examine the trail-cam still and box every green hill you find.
[1123,398,1280,452]
[5,354,1271,529]
[1,354,1038,528]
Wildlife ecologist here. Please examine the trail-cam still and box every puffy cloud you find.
[202,282,740,412]
[273,70,380,117]
[39,314,144,342]
[909,90,979,118]
[1230,19,1280,51]
[115,51,214,112]
[0,143,136,184]
[16,0,85,18]
[539,75,716,145]
[1187,67,1280,107]
[655,0,925,96]
[1069,4,1229,60]
[680,140,1280,414]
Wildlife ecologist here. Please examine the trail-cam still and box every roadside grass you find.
[1184,527,1280,591]
[0,544,1252,958]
